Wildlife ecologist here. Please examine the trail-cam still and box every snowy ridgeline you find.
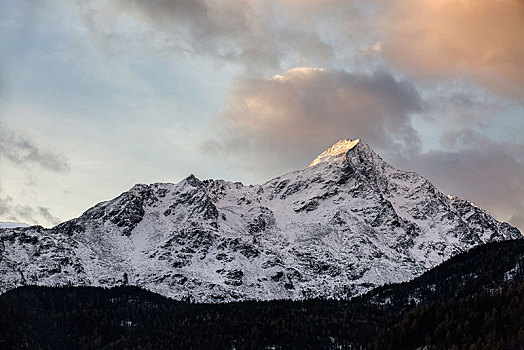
[0,139,521,302]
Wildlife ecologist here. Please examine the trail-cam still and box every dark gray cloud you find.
[0,124,70,172]
[423,90,498,127]
[392,132,524,233]
[206,67,422,176]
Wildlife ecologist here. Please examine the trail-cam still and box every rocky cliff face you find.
[0,139,521,302]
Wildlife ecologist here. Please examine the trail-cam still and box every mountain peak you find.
[1,137,521,303]
[308,138,360,167]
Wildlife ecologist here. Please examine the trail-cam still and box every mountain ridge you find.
[0,139,521,302]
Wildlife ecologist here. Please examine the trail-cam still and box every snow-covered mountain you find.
[0,139,521,302]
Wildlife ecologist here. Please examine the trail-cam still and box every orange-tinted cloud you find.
[381,0,524,99]
[207,67,422,176]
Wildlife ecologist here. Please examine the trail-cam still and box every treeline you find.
[3,287,358,350]
[372,283,524,349]
[0,239,523,349]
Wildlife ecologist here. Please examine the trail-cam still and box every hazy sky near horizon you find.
[1,0,523,232]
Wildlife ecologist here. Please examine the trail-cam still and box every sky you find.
[0,0,523,232]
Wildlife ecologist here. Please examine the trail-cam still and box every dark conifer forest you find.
[1,239,523,349]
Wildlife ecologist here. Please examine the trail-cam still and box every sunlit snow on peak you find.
[308,138,360,167]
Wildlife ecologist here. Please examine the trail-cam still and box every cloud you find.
[0,193,61,227]
[75,0,334,73]
[0,123,70,172]
[380,0,524,99]
[74,0,524,98]
[360,41,382,57]
[37,207,61,226]
[206,67,423,176]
